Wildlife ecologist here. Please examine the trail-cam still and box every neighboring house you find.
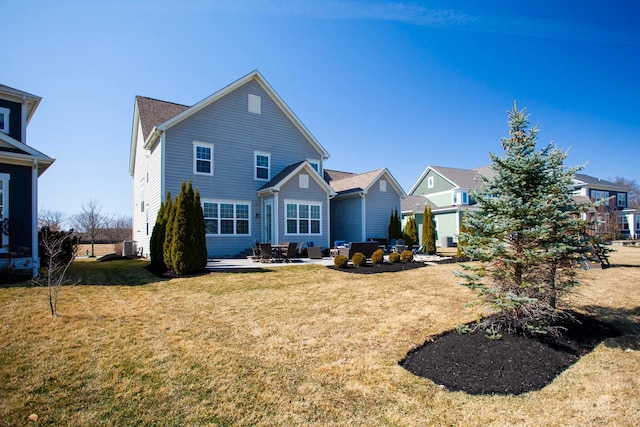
[325,168,406,244]
[0,84,54,276]
[130,70,403,258]
[405,165,638,247]
[404,165,493,247]
[572,173,638,239]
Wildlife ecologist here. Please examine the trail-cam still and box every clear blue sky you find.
[3,0,639,219]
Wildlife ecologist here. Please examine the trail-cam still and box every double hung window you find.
[255,151,270,180]
[193,141,214,175]
[286,201,321,235]
[203,201,250,235]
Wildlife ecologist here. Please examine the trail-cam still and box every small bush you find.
[371,248,384,264]
[389,252,401,263]
[334,255,348,268]
[401,250,414,263]
[351,252,367,267]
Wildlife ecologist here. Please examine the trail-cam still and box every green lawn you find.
[1,251,639,426]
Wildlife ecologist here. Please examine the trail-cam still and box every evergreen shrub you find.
[389,252,401,263]
[371,248,384,264]
[334,255,348,268]
[401,250,414,263]
[351,252,367,267]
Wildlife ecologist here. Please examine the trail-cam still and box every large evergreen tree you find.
[421,206,436,254]
[457,103,587,336]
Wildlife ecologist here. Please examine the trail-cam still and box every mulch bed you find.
[327,261,428,274]
[400,311,621,395]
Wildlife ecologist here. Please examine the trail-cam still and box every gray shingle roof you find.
[429,165,494,189]
[402,195,436,213]
[136,96,189,141]
[325,168,386,193]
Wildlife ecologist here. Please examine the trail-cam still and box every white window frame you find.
[202,199,251,236]
[0,107,9,134]
[592,190,610,205]
[617,193,627,208]
[285,200,322,236]
[307,159,320,174]
[193,141,214,176]
[0,173,9,246]
[255,151,270,181]
[427,176,434,188]
[380,180,387,192]
[453,189,468,205]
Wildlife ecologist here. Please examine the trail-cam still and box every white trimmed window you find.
[427,176,434,188]
[617,193,627,208]
[202,200,250,235]
[0,107,9,134]
[193,141,214,175]
[307,160,320,173]
[453,189,469,205]
[255,151,270,180]
[0,173,8,220]
[380,180,387,192]
[592,190,610,205]
[286,201,321,235]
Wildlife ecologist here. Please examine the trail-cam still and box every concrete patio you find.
[206,257,334,272]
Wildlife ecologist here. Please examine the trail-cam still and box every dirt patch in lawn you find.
[400,311,621,395]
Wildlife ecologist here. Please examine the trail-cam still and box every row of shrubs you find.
[333,248,414,268]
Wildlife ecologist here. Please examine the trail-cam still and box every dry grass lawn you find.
[1,248,639,426]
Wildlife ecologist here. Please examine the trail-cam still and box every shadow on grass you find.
[580,304,640,350]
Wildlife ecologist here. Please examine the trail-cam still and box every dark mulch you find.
[400,311,621,395]
[327,261,427,274]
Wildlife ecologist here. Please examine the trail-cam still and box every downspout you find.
[32,159,39,276]
[271,189,279,243]
[359,191,366,241]
[22,96,27,143]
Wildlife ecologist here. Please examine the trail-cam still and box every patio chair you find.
[395,239,406,253]
[259,242,273,263]
[282,242,299,262]
[249,241,260,261]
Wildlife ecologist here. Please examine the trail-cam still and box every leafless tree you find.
[32,228,78,316]
[69,200,106,257]
[38,209,66,231]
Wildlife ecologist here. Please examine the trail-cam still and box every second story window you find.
[0,107,9,134]
[193,141,214,176]
[255,151,270,180]
[453,189,468,205]
[592,190,610,205]
[427,176,434,188]
[617,193,627,208]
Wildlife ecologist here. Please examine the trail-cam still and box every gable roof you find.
[140,70,330,160]
[0,84,42,125]
[257,161,336,197]
[136,96,189,141]
[325,168,406,197]
[408,165,495,195]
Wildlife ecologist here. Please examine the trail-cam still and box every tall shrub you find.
[170,181,207,276]
[150,192,171,271]
[422,206,436,254]
[403,215,418,250]
[388,209,402,242]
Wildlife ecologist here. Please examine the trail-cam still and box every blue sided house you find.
[129,70,404,258]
